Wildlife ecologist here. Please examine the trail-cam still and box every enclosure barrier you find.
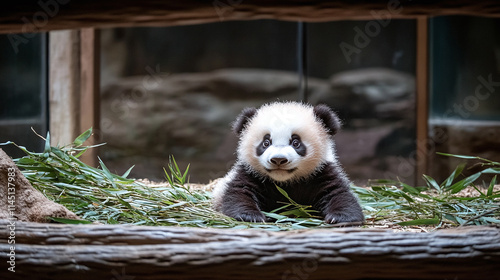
[1,221,499,279]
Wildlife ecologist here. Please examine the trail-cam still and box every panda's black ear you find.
[313,104,341,135]
[232,107,257,135]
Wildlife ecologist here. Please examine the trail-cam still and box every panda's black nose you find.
[270,157,288,165]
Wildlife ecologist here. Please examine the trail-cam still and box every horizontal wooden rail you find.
[1,221,499,280]
[2,1,500,34]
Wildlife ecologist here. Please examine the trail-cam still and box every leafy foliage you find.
[356,153,500,228]
[1,128,329,231]
[2,129,499,231]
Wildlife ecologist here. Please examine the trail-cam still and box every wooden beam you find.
[0,221,499,280]
[79,28,100,167]
[2,1,500,34]
[415,17,429,184]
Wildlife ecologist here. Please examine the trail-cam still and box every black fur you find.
[218,162,364,224]
[256,134,271,156]
[232,107,257,135]
[313,104,341,136]
[290,134,306,156]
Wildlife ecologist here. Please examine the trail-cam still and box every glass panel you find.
[430,16,500,121]
[307,20,417,185]
[0,33,47,158]
[429,16,500,181]
[100,20,299,182]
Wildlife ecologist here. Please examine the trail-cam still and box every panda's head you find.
[233,102,341,182]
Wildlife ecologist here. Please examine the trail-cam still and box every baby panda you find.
[212,101,364,224]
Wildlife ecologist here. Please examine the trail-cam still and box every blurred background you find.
[1,16,499,186]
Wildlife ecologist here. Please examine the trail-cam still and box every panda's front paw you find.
[325,212,364,225]
[234,212,266,223]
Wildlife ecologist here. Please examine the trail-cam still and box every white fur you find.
[238,102,336,182]
[259,145,302,175]
[211,168,237,210]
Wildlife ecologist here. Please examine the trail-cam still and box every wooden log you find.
[1,220,499,279]
[1,0,500,34]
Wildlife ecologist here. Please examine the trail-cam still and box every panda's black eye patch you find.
[256,134,271,156]
[290,134,306,156]
[262,139,271,148]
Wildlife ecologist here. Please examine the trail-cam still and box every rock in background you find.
[100,67,417,185]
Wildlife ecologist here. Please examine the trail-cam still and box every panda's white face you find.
[256,132,306,181]
[237,102,336,182]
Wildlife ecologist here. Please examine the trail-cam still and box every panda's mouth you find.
[265,167,298,174]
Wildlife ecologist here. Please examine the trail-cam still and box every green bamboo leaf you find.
[400,183,421,195]
[51,147,70,161]
[276,185,290,199]
[163,201,189,209]
[182,164,190,184]
[397,190,415,203]
[74,148,88,158]
[472,184,485,197]
[121,165,135,178]
[487,175,497,197]
[16,157,38,165]
[397,218,440,226]
[443,214,458,223]
[74,128,93,147]
[264,212,288,220]
[290,224,309,230]
[44,132,51,153]
[103,189,131,195]
[1,141,36,156]
[270,204,292,213]
[352,186,373,195]
[441,163,466,189]
[295,219,324,227]
[455,216,467,225]
[98,157,116,187]
[450,173,481,194]
[480,217,500,224]
[164,167,174,186]
[436,152,479,160]
[481,168,500,174]
[170,156,182,180]
[53,183,89,191]
[21,166,55,172]
[423,175,441,192]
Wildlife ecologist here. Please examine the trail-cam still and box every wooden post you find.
[416,17,429,184]
[49,30,81,146]
[49,29,100,167]
[79,28,100,167]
